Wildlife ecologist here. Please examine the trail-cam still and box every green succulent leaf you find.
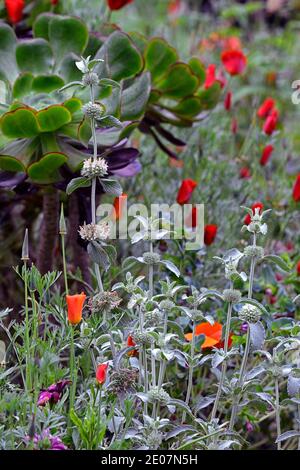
[197,82,222,109]
[188,57,206,86]
[32,75,65,93]
[37,105,72,132]
[155,63,199,99]
[0,156,26,172]
[145,37,178,83]
[48,16,89,64]
[16,39,54,74]
[171,96,203,118]
[28,152,68,183]
[121,72,151,120]
[0,23,18,83]
[12,73,34,99]
[1,108,40,138]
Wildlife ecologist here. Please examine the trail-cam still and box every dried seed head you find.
[131,330,153,347]
[79,222,110,241]
[81,157,108,178]
[223,289,241,304]
[244,245,264,259]
[108,368,138,395]
[88,291,121,314]
[148,386,170,406]
[159,299,175,311]
[82,101,105,120]
[238,304,261,323]
[82,72,99,87]
[142,252,161,265]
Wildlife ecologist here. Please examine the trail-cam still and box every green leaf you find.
[63,98,82,114]
[49,16,89,64]
[12,73,34,99]
[160,259,180,278]
[171,96,203,118]
[121,72,151,120]
[58,54,83,82]
[1,108,40,138]
[0,23,18,83]
[95,31,143,81]
[0,156,26,172]
[100,179,122,196]
[197,82,221,109]
[16,39,53,74]
[188,57,206,86]
[99,78,121,88]
[97,115,122,129]
[249,321,265,350]
[32,75,65,93]
[262,255,291,273]
[33,13,53,40]
[145,38,178,83]
[28,152,67,183]
[155,63,199,99]
[87,241,111,271]
[66,176,91,195]
[37,105,72,132]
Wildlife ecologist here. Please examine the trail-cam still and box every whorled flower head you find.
[79,222,110,241]
[82,101,105,120]
[132,330,153,346]
[144,309,163,326]
[82,72,99,87]
[142,252,161,265]
[88,291,121,315]
[147,386,170,406]
[238,304,261,323]
[108,368,138,396]
[223,289,241,304]
[159,299,175,311]
[146,430,163,449]
[81,157,108,178]
[244,245,264,259]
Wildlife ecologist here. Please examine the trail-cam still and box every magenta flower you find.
[27,429,68,450]
[37,380,70,407]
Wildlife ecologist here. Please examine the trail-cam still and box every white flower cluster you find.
[81,157,108,178]
[79,222,111,241]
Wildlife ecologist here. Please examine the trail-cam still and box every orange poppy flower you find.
[127,335,138,357]
[96,363,108,385]
[112,193,127,221]
[66,292,86,325]
[185,322,232,350]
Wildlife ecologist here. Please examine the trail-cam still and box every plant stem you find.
[61,234,69,295]
[23,261,31,392]
[69,326,77,420]
[210,301,233,421]
[275,377,281,450]
[182,318,196,423]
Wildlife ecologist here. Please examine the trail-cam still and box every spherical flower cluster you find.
[82,72,99,87]
[223,289,241,304]
[109,368,138,395]
[146,430,163,449]
[88,291,121,315]
[79,222,110,241]
[244,245,264,259]
[81,157,108,178]
[147,386,170,406]
[132,330,153,346]
[159,299,175,311]
[144,309,163,326]
[238,304,261,323]
[82,101,105,120]
[142,252,161,265]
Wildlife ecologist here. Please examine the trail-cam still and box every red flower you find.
[107,0,133,10]
[168,0,183,17]
[297,261,300,276]
[176,179,197,205]
[244,202,264,225]
[204,224,218,245]
[204,64,217,89]
[292,174,300,202]
[185,322,232,350]
[263,114,277,135]
[221,49,247,76]
[231,117,238,134]
[127,335,138,357]
[224,91,232,111]
[185,207,198,228]
[51,0,59,4]
[5,0,24,24]
[240,167,251,179]
[113,193,127,221]
[96,363,108,385]
[257,98,275,118]
[260,144,274,166]
[66,292,86,325]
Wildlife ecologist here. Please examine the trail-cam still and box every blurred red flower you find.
[107,0,133,10]
[204,224,218,245]
[297,261,300,276]
[244,202,264,225]
[260,144,274,166]
[224,91,232,111]
[263,113,277,135]
[231,117,238,134]
[113,193,127,221]
[240,167,251,179]
[176,179,197,205]
[96,363,108,385]
[5,0,24,23]
[185,322,232,349]
[127,335,138,357]
[257,98,275,118]
[204,64,217,89]
[292,174,300,202]
[221,49,247,75]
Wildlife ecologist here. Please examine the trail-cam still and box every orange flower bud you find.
[66,293,86,325]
